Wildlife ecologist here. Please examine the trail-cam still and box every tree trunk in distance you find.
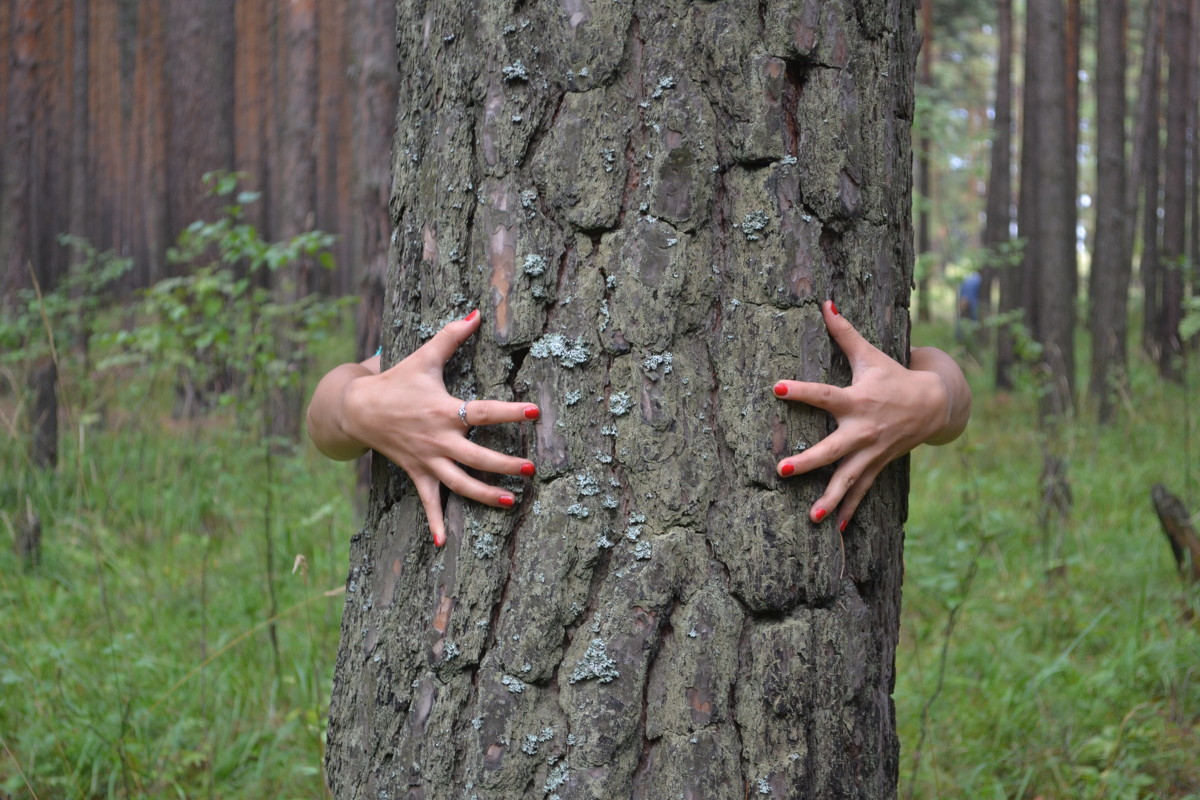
[1157,0,1191,380]
[915,0,933,324]
[1087,0,1129,422]
[1027,0,1076,417]
[164,0,235,247]
[1125,0,1160,352]
[1000,0,1042,392]
[1139,1,1164,362]
[326,1,917,797]
[2,0,39,303]
[349,0,397,362]
[270,0,321,439]
[981,0,1013,329]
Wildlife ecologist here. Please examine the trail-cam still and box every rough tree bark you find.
[327,1,917,797]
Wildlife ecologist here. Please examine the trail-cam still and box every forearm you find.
[306,356,381,460]
[910,346,972,445]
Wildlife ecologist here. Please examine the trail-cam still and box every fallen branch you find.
[1151,484,1200,585]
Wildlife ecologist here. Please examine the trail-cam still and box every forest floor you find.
[2,313,1199,799]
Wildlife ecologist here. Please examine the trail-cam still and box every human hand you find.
[772,300,970,531]
[329,311,539,547]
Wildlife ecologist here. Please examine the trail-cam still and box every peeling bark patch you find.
[421,223,438,264]
[487,212,515,342]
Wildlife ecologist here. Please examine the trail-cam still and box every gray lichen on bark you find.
[327,0,916,797]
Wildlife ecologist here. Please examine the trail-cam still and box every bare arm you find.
[306,355,381,461]
[909,344,972,446]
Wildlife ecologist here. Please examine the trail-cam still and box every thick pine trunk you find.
[327,2,917,797]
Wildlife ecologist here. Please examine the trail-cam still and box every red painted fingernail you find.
[838,518,848,533]
[524,405,540,420]
[830,301,839,316]
[780,463,795,477]
[465,309,480,322]
[520,462,536,477]
[434,532,446,548]
[498,495,515,508]
[813,507,828,523]
[773,381,788,397]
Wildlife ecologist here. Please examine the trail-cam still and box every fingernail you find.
[780,463,795,477]
[830,301,840,316]
[773,381,788,397]
[813,507,828,523]
[520,462,536,477]
[465,309,480,322]
[498,494,515,508]
[524,405,540,420]
[434,532,446,548]
[838,518,848,533]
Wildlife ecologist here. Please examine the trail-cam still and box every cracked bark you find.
[327,1,917,797]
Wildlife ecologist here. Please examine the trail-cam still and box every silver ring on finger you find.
[458,400,472,429]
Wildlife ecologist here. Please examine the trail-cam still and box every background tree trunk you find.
[915,0,933,324]
[1139,1,1164,362]
[2,0,39,302]
[1025,0,1076,417]
[349,0,397,362]
[1157,0,1192,379]
[326,1,917,797]
[1087,0,1129,422]
[164,0,235,245]
[981,0,1013,330]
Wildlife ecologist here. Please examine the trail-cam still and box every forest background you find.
[1,0,1199,797]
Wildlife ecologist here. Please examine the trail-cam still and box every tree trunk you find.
[269,0,321,439]
[326,2,917,797]
[164,0,235,248]
[131,0,168,287]
[1140,1,1165,361]
[1087,0,1129,422]
[1025,0,1076,417]
[1158,0,1191,379]
[915,0,933,324]
[1,0,39,303]
[349,0,397,362]
[981,0,1013,329]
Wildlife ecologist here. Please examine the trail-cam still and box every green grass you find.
[898,320,1200,799]
[2,312,1198,799]
[1,338,358,799]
